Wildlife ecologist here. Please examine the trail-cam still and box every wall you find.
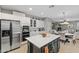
[44,19,52,32]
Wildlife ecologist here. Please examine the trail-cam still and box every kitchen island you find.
[26,34,60,53]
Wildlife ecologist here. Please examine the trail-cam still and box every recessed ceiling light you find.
[29,8,32,11]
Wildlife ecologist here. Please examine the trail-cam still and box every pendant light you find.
[60,20,69,25]
[60,12,69,25]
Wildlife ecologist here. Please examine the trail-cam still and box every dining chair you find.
[60,33,66,44]
[72,32,79,45]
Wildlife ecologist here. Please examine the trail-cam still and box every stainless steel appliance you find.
[1,20,11,52]
[22,26,29,41]
[11,21,21,49]
[0,20,21,53]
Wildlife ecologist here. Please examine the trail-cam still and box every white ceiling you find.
[0,5,79,21]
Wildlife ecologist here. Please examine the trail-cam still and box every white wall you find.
[36,20,44,28]
[44,19,52,32]
[77,22,79,29]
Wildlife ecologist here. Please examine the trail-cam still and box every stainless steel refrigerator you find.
[0,20,21,53]
[1,20,11,53]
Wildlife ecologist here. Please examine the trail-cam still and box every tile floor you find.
[8,40,79,53]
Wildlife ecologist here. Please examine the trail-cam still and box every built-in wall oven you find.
[22,26,29,41]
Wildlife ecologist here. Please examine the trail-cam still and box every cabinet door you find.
[12,15,20,21]
[52,40,58,53]
[57,39,60,49]
[34,20,36,27]
[30,19,36,27]
[26,17,30,26]
[20,17,30,26]
[1,13,20,20]
[1,13,13,20]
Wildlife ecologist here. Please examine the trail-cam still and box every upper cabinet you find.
[0,12,44,27]
[1,13,19,20]
[1,13,13,20]
[19,17,30,26]
[30,19,36,27]
[0,12,31,26]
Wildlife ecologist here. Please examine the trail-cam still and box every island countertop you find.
[26,34,60,48]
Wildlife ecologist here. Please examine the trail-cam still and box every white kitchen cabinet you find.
[0,12,31,26]
[19,17,30,26]
[1,13,13,20]
[1,13,19,21]
[25,17,30,26]
[12,15,20,21]
[13,11,25,17]
[30,19,36,27]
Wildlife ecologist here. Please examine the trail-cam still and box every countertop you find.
[26,34,60,48]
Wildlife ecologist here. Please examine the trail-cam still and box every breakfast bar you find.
[26,34,60,53]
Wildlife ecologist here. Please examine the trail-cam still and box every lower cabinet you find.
[48,38,60,53]
[27,38,60,53]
